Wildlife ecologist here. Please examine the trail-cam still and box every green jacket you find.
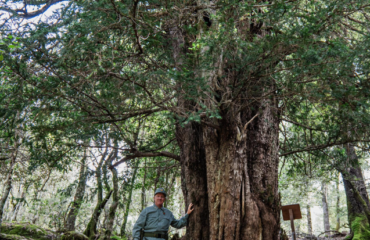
[132,204,189,240]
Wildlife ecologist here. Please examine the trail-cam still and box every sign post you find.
[281,204,302,240]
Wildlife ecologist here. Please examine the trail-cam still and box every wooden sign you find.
[281,204,302,240]
[281,204,302,221]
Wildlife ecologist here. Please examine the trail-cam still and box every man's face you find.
[154,193,166,207]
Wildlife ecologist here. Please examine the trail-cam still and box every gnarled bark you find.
[176,92,281,240]
[204,99,280,240]
[176,121,209,240]
[171,9,281,240]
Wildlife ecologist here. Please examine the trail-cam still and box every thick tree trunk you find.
[340,144,370,239]
[176,121,209,240]
[204,102,280,240]
[307,205,313,236]
[64,151,87,231]
[321,181,331,233]
[171,4,280,238]
[176,98,280,240]
[121,161,139,237]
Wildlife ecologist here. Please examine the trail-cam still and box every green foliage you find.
[349,215,370,240]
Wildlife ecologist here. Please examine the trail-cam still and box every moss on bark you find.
[0,233,32,240]
[0,223,55,240]
[60,231,89,240]
[0,223,89,240]
[347,215,370,240]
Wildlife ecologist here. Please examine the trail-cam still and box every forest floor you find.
[0,222,88,240]
[296,237,347,240]
[1,222,349,240]
[293,230,348,240]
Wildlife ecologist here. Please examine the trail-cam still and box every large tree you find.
[2,1,370,240]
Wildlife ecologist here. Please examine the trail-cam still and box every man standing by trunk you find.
[132,188,194,240]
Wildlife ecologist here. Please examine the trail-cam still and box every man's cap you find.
[154,188,167,197]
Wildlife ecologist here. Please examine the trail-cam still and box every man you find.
[132,188,194,240]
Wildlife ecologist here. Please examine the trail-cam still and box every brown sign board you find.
[281,204,302,221]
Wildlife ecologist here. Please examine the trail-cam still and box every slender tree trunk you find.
[64,150,88,231]
[4,198,10,222]
[307,205,313,236]
[296,222,300,234]
[121,162,139,237]
[0,163,14,227]
[0,134,19,227]
[83,145,111,239]
[165,173,176,208]
[100,167,118,240]
[32,167,52,225]
[11,190,25,222]
[84,191,113,238]
[100,146,119,240]
[321,181,331,233]
[340,144,370,239]
[335,174,340,232]
[154,165,161,191]
[163,171,169,208]
[141,159,147,211]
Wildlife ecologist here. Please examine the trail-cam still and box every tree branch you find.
[280,139,370,157]
[1,0,69,19]
[111,151,180,168]
[0,157,11,161]
[280,118,328,132]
